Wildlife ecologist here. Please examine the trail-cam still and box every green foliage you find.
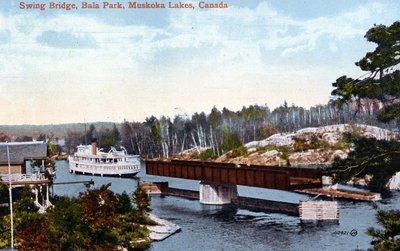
[329,22,400,190]
[47,140,62,158]
[99,127,119,152]
[377,103,400,123]
[331,21,400,123]
[145,116,162,145]
[196,149,218,160]
[256,145,289,154]
[126,210,157,226]
[227,146,248,158]
[209,106,222,129]
[115,220,150,251]
[15,213,60,251]
[0,216,10,248]
[79,184,118,230]
[309,135,329,149]
[292,135,330,152]
[47,197,87,250]
[116,191,133,214]
[280,149,290,166]
[256,145,290,165]
[133,185,151,214]
[31,141,57,187]
[325,136,400,192]
[0,182,7,204]
[331,141,348,151]
[220,127,242,153]
[292,137,308,152]
[329,22,400,250]
[367,210,400,251]
[0,185,153,251]
[14,186,39,215]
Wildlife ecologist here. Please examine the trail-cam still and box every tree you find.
[36,133,46,141]
[219,126,242,154]
[86,124,97,144]
[79,184,118,230]
[15,214,60,251]
[331,21,400,124]
[326,134,400,191]
[0,132,11,142]
[14,186,39,215]
[98,128,116,152]
[328,21,400,250]
[328,21,400,190]
[116,192,133,214]
[0,184,152,251]
[367,210,400,251]
[0,181,7,204]
[132,185,151,215]
[144,116,163,156]
[48,196,91,250]
[14,136,33,142]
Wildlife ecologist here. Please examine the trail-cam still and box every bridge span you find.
[145,159,323,205]
[145,159,322,191]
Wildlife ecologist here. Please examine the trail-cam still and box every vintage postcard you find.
[0,1,399,250]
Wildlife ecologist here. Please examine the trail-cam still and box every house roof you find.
[0,141,47,164]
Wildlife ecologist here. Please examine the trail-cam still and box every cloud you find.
[36,30,97,48]
[0,0,399,124]
[0,29,10,43]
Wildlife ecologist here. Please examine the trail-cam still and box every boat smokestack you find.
[91,139,97,155]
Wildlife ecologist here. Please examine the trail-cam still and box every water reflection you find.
[52,160,400,251]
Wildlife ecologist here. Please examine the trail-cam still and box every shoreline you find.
[146,214,181,241]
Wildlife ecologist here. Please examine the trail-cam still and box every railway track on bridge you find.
[145,159,322,190]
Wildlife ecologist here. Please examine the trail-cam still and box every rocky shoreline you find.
[147,214,181,241]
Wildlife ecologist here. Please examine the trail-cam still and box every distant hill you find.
[0,122,118,140]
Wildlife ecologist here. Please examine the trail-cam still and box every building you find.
[0,141,47,174]
[0,141,51,212]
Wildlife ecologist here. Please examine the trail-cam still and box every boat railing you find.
[70,160,139,168]
[70,156,139,164]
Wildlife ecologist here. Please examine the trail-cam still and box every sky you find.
[0,0,399,125]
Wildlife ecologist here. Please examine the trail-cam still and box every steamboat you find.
[68,142,141,177]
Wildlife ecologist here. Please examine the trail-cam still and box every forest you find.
[0,98,398,159]
[64,99,397,158]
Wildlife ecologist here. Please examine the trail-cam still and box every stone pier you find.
[199,181,238,205]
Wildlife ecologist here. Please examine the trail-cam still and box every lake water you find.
[53,160,400,251]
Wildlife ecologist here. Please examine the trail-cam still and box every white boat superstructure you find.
[68,143,141,177]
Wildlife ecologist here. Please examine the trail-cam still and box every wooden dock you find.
[294,187,381,201]
[299,201,338,222]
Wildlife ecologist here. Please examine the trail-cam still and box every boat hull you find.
[70,169,140,178]
[68,157,141,177]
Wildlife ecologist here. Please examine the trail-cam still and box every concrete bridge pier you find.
[199,181,238,205]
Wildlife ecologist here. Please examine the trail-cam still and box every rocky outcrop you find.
[171,124,399,190]
[216,124,395,166]
[388,173,400,190]
[220,124,400,190]
[172,147,208,160]
[245,124,395,149]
